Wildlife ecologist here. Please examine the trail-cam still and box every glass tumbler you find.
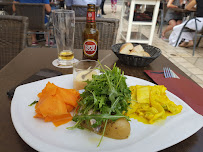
[73,60,99,90]
[52,10,75,66]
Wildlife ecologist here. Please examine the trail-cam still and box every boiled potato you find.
[104,118,130,139]
[81,118,130,139]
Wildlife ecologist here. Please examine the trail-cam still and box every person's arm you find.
[45,4,51,13]
[65,0,73,7]
[167,0,178,8]
[96,0,102,6]
[43,0,51,13]
[12,0,19,12]
[185,0,196,11]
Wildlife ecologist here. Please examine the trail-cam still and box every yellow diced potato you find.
[137,86,150,104]
[129,86,137,101]
[126,85,183,124]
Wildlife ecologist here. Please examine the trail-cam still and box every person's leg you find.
[185,32,195,47]
[97,9,101,17]
[114,0,117,13]
[31,33,38,45]
[162,20,177,38]
[111,0,114,13]
[186,40,194,47]
[179,40,193,47]
[176,20,182,25]
[100,0,106,15]
[179,31,195,47]
[45,30,54,46]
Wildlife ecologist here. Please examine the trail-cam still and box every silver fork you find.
[163,67,179,79]
[163,67,173,78]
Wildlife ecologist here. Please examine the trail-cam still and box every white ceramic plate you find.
[11,75,203,152]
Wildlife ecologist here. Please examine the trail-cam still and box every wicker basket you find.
[112,43,161,67]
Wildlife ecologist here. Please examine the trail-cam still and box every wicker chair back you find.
[71,5,99,17]
[0,0,13,15]
[74,17,119,50]
[0,15,28,69]
[15,3,45,31]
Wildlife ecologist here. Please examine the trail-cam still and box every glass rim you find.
[73,60,98,69]
[51,9,75,14]
[76,59,98,62]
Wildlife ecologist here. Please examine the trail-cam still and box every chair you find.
[14,3,50,46]
[0,15,28,69]
[175,17,203,56]
[74,17,119,50]
[71,5,100,17]
[0,0,13,15]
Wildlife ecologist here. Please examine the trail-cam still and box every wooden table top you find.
[0,48,202,152]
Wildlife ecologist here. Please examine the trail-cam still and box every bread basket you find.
[112,43,161,67]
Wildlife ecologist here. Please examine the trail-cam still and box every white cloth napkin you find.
[169,17,203,46]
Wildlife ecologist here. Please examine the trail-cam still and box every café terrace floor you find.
[102,4,203,88]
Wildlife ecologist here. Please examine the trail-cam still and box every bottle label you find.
[87,11,95,23]
[83,39,97,57]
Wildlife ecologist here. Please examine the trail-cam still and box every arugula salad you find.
[68,64,131,146]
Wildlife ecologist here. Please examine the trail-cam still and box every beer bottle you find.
[83,4,99,60]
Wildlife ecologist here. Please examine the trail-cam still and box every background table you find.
[120,0,160,44]
[169,7,196,21]
[0,48,202,152]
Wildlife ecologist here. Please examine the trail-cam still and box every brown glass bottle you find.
[83,4,99,60]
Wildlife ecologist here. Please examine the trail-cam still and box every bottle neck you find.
[86,11,96,23]
[86,22,96,28]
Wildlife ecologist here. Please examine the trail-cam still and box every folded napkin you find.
[145,70,203,115]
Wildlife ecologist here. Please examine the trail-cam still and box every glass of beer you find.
[52,10,75,66]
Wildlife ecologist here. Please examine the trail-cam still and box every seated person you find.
[50,0,60,10]
[162,0,183,40]
[169,0,203,47]
[13,0,52,46]
[65,0,101,17]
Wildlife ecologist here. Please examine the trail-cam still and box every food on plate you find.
[126,85,183,124]
[119,43,134,54]
[80,118,130,139]
[120,43,150,57]
[34,82,80,127]
[68,64,131,146]
[73,69,98,90]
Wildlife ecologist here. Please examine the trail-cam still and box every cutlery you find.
[150,72,164,74]
[170,69,180,79]
[163,67,180,79]
[163,67,172,78]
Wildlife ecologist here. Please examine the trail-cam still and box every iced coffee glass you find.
[73,60,99,90]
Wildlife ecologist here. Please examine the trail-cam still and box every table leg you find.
[126,0,135,42]
[149,0,160,45]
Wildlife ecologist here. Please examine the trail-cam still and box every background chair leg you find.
[159,9,164,38]
[48,32,50,47]
[192,18,198,56]
[157,23,160,34]
[193,40,197,56]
